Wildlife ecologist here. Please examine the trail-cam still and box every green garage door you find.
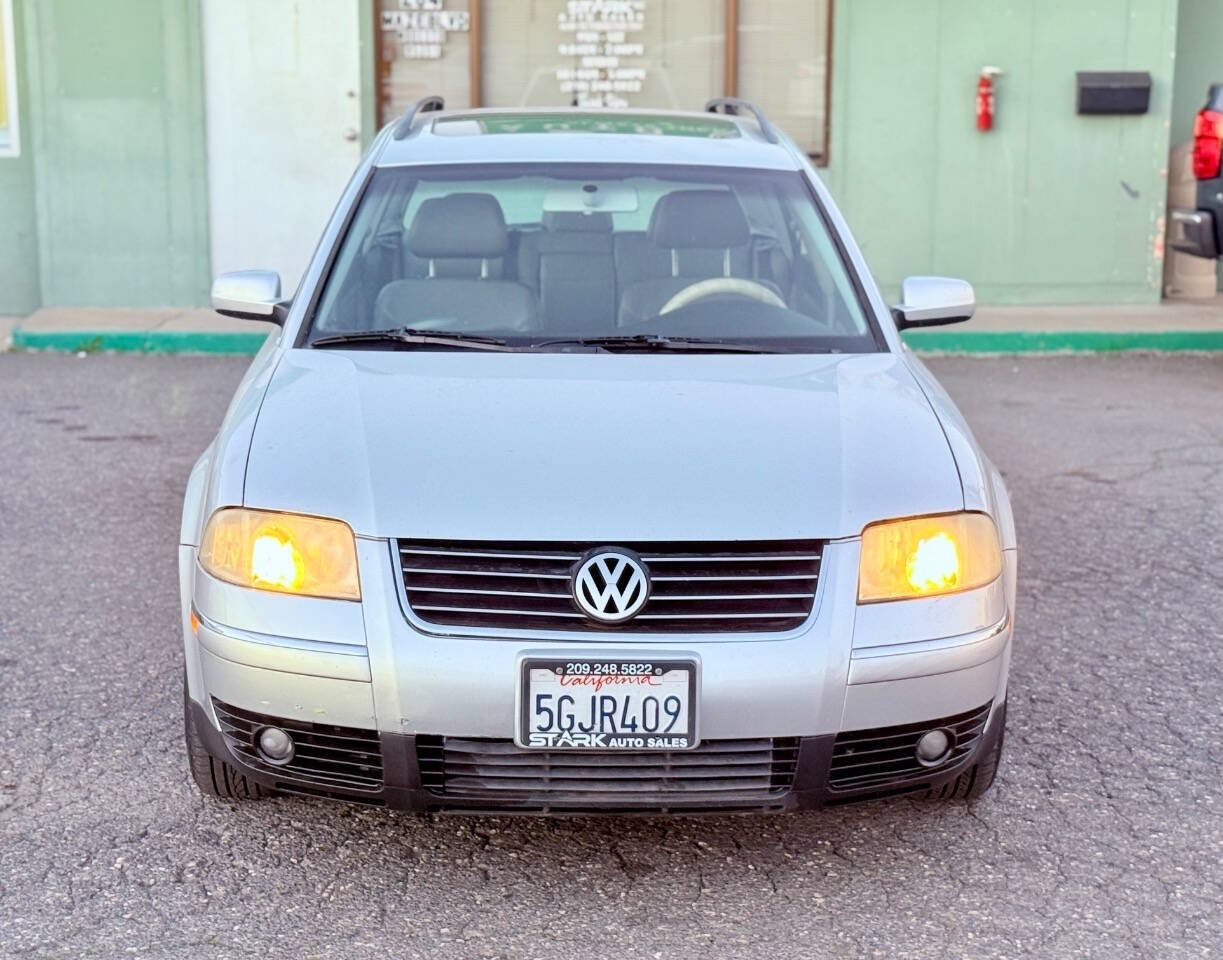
[23,0,209,306]
[826,0,1178,305]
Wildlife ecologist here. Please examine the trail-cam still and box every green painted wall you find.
[22,0,209,307]
[0,0,39,316]
[825,0,1180,305]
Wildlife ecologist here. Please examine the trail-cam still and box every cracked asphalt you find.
[1,352,1221,959]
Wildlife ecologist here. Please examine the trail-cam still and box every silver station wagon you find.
[180,98,1016,813]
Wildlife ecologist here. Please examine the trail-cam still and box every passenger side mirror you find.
[211,270,287,324]
[891,276,975,330]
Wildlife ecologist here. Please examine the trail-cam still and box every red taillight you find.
[1192,109,1223,179]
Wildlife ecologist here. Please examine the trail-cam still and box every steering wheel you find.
[659,277,787,315]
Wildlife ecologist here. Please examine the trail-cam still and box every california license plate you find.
[518,658,698,750]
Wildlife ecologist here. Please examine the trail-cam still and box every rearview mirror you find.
[211,270,286,324]
[543,182,639,214]
[891,276,975,330]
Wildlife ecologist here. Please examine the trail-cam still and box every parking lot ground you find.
[1,353,1220,960]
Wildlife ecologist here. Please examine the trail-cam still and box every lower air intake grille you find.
[416,737,799,808]
[212,699,383,793]
[397,539,823,634]
[829,701,993,792]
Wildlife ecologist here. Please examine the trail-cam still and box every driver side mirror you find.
[211,270,288,324]
[891,276,975,330]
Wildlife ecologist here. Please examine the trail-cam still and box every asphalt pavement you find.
[1,352,1220,959]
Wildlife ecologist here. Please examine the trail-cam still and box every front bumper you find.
[181,538,1015,813]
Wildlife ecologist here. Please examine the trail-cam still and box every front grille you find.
[397,539,822,633]
[828,701,993,793]
[416,737,799,808]
[212,699,384,793]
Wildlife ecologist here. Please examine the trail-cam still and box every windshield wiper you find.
[310,328,517,352]
[531,334,778,354]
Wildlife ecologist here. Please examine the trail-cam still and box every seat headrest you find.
[408,193,508,259]
[649,189,751,249]
[542,211,613,233]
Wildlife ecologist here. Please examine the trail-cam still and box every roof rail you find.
[392,96,445,140]
[704,97,780,144]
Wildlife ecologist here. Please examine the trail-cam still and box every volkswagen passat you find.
[181,98,1016,813]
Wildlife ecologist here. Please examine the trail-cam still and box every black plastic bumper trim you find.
[186,699,1004,813]
[1170,208,1220,259]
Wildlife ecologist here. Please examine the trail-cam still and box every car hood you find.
[243,350,963,541]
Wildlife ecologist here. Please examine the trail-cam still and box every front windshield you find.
[307,163,880,353]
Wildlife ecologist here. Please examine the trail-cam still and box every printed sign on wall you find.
[556,0,647,108]
[381,0,471,61]
[0,0,19,155]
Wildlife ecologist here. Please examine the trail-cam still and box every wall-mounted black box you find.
[1076,72,1152,114]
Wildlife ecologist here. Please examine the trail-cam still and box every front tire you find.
[183,673,268,801]
[928,699,1006,801]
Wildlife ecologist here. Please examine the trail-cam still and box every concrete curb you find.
[901,329,1223,353]
[11,328,273,355]
[8,326,1223,356]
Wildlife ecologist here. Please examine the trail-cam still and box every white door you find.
[202,0,363,295]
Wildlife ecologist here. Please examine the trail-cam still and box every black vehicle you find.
[1171,83,1223,259]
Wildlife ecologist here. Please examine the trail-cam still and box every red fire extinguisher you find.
[976,67,1003,131]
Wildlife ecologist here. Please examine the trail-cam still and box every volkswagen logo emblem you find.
[572,548,650,624]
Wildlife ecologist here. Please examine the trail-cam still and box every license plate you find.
[518,658,698,750]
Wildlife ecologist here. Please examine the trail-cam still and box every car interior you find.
[313,173,869,343]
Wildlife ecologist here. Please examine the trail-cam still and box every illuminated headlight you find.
[198,508,361,600]
[858,512,1002,603]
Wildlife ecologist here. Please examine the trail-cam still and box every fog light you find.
[256,726,295,765]
[915,728,953,767]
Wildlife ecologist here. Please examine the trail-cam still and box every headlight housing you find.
[198,508,360,600]
[858,511,1002,603]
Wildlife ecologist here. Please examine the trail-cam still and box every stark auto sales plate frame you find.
[517,656,699,750]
